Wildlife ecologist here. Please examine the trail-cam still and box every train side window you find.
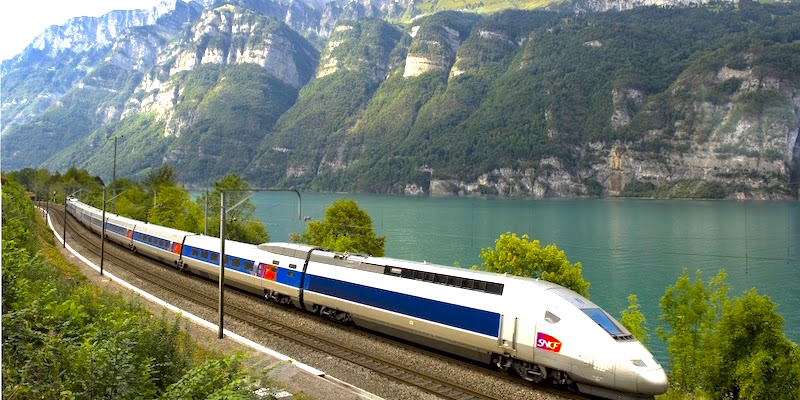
[191,248,198,257]
[159,239,165,247]
[475,281,487,291]
[486,282,504,295]
[414,270,424,280]
[424,272,435,282]
[201,250,208,259]
[434,274,447,284]
[448,276,462,287]
[272,260,280,265]
[233,258,241,268]
[288,264,297,269]
[462,279,474,289]
[211,253,219,263]
[545,311,561,324]
[244,261,254,272]
[401,269,415,279]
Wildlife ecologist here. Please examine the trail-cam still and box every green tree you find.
[149,185,203,232]
[143,164,178,189]
[658,269,729,394]
[620,294,650,347]
[296,199,386,256]
[475,233,590,297]
[195,174,269,244]
[705,289,800,400]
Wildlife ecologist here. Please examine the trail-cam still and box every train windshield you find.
[582,308,625,336]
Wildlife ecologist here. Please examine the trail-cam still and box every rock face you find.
[404,23,465,78]
[159,6,313,88]
[0,0,202,133]
[1,1,798,200]
[132,5,318,138]
[573,0,738,12]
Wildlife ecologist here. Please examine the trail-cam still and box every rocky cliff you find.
[2,1,798,200]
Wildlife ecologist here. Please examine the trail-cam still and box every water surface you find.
[247,193,800,362]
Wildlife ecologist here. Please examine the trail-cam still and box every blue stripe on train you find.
[276,268,302,287]
[306,275,501,337]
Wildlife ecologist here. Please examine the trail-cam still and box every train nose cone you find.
[637,367,668,395]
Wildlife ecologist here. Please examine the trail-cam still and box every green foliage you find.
[658,269,730,393]
[296,199,386,256]
[195,174,270,244]
[1,174,282,399]
[475,232,590,297]
[705,289,800,400]
[171,64,300,182]
[652,180,731,199]
[620,180,656,198]
[160,356,253,400]
[8,166,203,233]
[620,294,650,347]
[1,185,194,398]
[658,269,800,398]
[149,184,203,232]
[2,175,38,251]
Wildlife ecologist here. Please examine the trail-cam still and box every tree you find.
[295,199,386,256]
[475,233,590,297]
[620,294,650,347]
[142,164,177,189]
[194,174,269,244]
[658,269,729,394]
[148,185,203,233]
[705,289,800,400]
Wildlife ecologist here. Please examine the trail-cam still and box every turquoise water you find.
[246,192,800,362]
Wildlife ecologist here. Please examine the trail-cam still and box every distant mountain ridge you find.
[1,0,798,199]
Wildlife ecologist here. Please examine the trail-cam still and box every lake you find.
[246,192,800,363]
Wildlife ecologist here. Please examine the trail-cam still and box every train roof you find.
[257,242,565,289]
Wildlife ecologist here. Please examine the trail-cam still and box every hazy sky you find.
[0,0,160,61]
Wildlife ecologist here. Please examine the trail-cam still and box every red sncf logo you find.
[536,332,562,353]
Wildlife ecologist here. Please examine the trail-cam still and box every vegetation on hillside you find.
[1,175,274,399]
[5,3,799,198]
[272,2,800,195]
[7,167,269,244]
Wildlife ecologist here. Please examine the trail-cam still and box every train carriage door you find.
[498,314,518,356]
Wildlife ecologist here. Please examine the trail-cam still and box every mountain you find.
[1,0,798,199]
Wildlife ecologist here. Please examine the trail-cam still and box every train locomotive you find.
[66,198,668,399]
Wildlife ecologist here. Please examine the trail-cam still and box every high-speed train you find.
[66,198,668,399]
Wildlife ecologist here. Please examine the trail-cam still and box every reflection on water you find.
[248,193,800,363]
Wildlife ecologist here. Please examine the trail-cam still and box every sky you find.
[0,0,160,61]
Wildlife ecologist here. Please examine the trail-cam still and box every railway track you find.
[46,205,585,400]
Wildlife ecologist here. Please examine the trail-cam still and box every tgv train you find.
[66,198,668,399]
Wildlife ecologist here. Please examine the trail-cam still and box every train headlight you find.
[631,359,647,367]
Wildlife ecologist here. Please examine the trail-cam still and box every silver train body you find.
[67,199,668,399]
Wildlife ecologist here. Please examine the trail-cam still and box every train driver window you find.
[545,311,561,324]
